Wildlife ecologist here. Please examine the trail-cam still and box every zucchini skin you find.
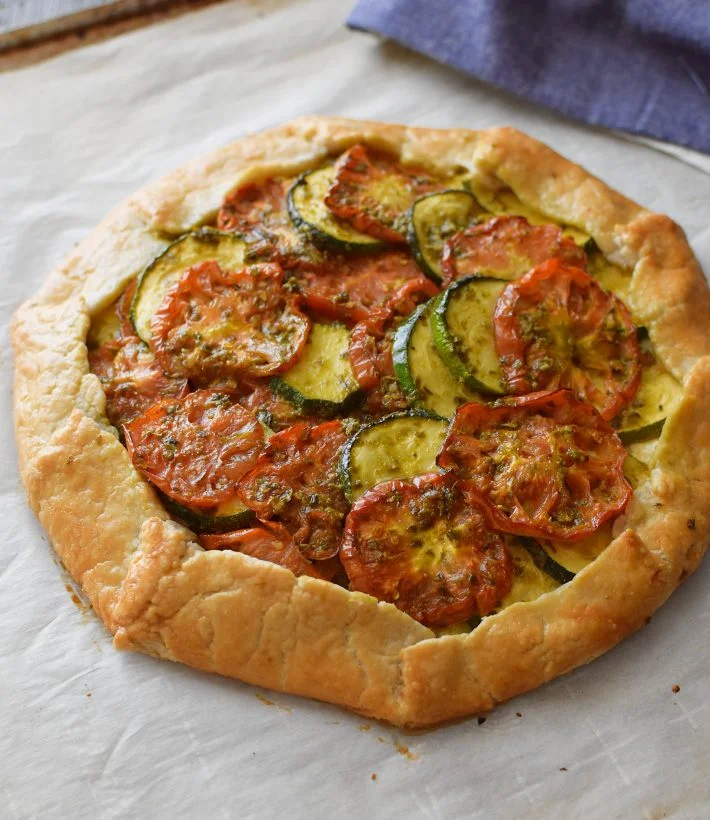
[286,169,386,254]
[158,492,256,534]
[392,299,480,418]
[430,276,505,395]
[618,418,665,445]
[391,302,427,405]
[270,376,363,419]
[339,409,448,502]
[521,538,576,586]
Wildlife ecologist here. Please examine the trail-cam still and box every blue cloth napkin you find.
[348,0,710,154]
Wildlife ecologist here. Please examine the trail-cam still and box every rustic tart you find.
[13,117,710,727]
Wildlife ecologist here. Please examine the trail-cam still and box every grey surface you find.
[1,1,709,819]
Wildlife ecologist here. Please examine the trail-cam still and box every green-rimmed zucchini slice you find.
[160,493,256,534]
[286,167,385,253]
[271,323,361,417]
[392,301,479,418]
[407,190,487,282]
[497,542,563,609]
[340,410,448,501]
[431,276,506,395]
[131,229,247,345]
[615,334,683,444]
[536,524,613,576]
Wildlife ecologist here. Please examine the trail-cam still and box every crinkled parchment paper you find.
[1,1,709,817]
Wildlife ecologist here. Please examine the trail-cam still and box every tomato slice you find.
[216,176,322,271]
[324,144,442,243]
[341,473,513,627]
[238,420,350,560]
[440,215,587,285]
[200,522,326,579]
[124,389,265,509]
[88,335,190,428]
[151,260,311,385]
[493,259,641,419]
[294,249,432,325]
[437,390,632,542]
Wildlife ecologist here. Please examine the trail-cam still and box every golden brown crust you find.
[12,117,710,727]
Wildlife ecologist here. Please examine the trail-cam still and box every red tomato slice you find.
[124,389,265,509]
[493,259,641,419]
[440,215,587,285]
[437,390,632,542]
[216,176,323,271]
[340,473,513,627]
[151,260,310,385]
[348,308,409,415]
[238,421,350,560]
[88,335,189,428]
[324,144,442,243]
[294,249,433,325]
[200,522,326,579]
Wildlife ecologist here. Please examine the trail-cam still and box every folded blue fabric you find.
[348,0,710,154]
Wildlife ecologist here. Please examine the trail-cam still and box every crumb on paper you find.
[560,767,567,772]
[395,742,417,761]
[672,684,680,693]
[371,773,377,781]
[516,712,522,717]
[255,693,292,713]
[477,716,486,725]
[359,724,371,732]
[85,692,92,698]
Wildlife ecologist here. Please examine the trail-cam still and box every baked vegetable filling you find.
[87,141,677,630]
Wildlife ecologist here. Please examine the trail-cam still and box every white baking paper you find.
[1,2,709,818]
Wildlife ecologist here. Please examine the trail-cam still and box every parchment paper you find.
[1,2,709,818]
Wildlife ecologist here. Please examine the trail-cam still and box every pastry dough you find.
[13,117,710,727]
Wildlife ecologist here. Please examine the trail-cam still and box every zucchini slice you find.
[340,410,448,501]
[160,493,256,534]
[615,334,683,444]
[431,276,506,395]
[271,323,361,417]
[408,190,487,282]
[131,229,247,345]
[287,167,385,253]
[392,301,479,418]
[536,524,613,576]
[498,542,561,609]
